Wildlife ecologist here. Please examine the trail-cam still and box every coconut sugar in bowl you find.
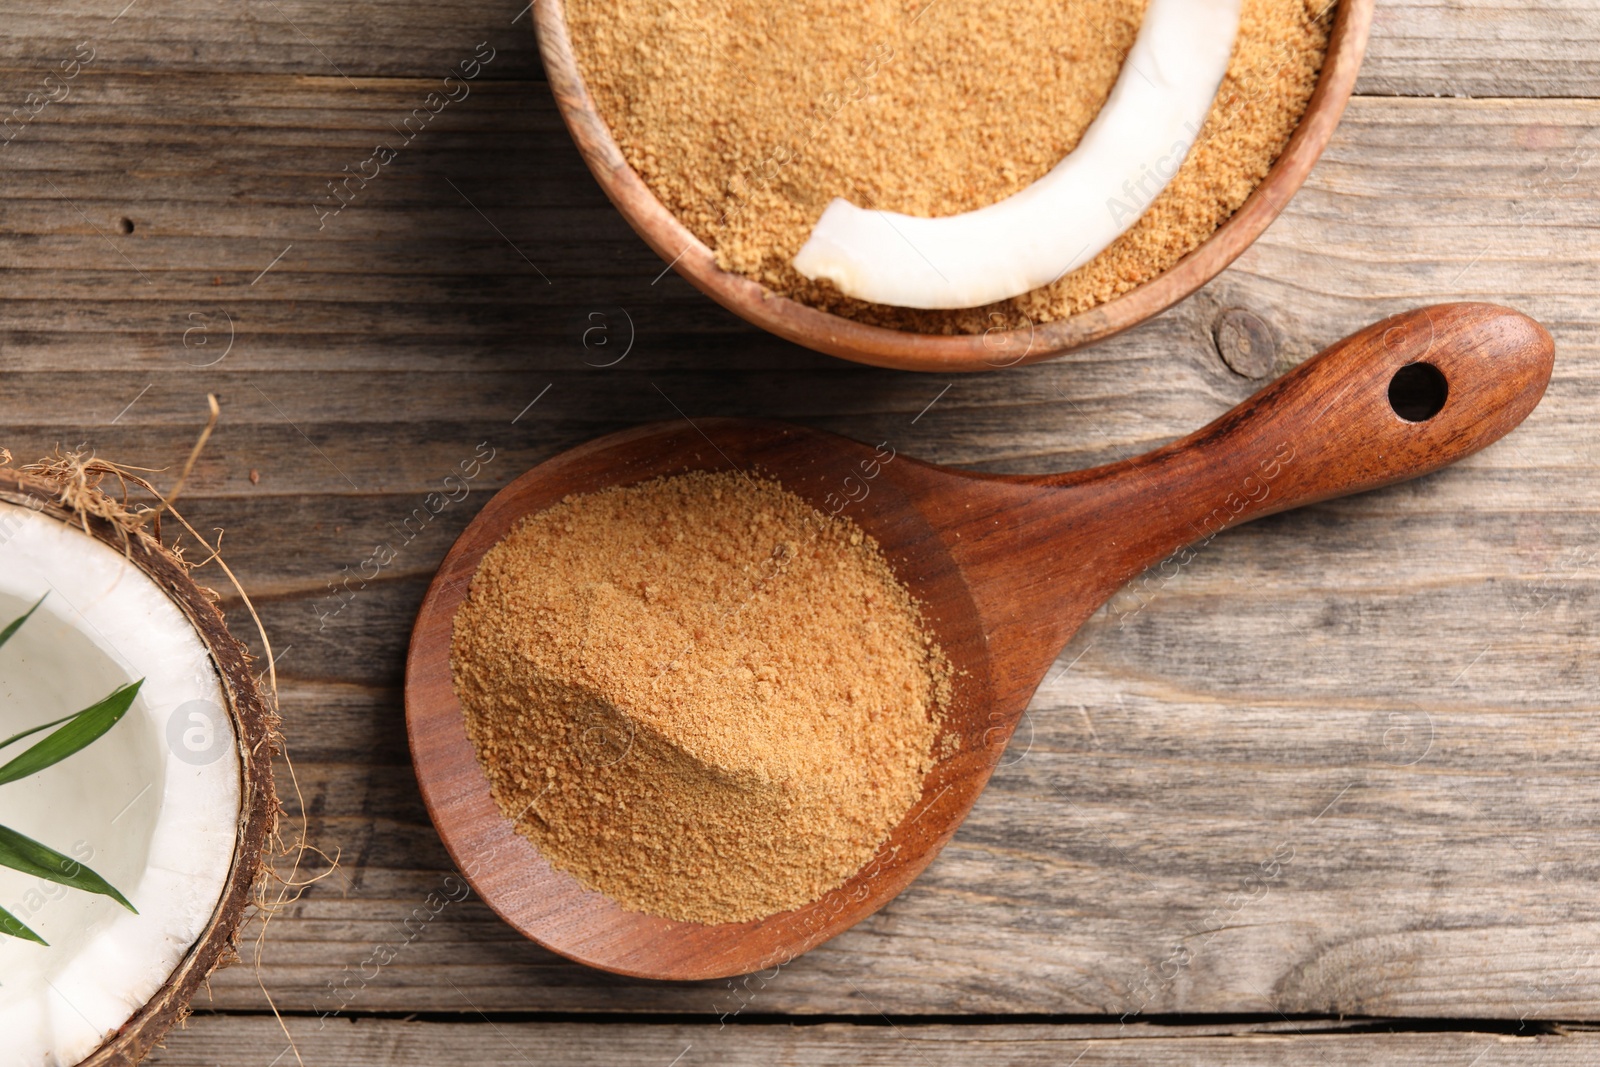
[450,470,954,928]
[404,423,998,980]
[535,0,1373,370]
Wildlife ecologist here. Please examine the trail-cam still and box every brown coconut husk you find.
[0,405,322,1066]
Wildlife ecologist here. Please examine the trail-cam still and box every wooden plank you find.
[144,1017,1600,1066]
[0,83,1596,474]
[1,60,1598,1022]
[1361,2,1600,98]
[0,1,1597,98]
[0,0,546,81]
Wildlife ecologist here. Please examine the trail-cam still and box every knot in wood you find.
[1214,307,1277,379]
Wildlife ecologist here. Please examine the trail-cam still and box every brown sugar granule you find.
[566,0,1332,333]
[451,470,951,924]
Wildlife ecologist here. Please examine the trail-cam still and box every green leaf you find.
[0,823,135,913]
[0,679,143,787]
[0,901,46,944]
[0,593,46,653]
[0,710,83,755]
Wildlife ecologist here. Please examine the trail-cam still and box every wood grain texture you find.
[143,1017,1600,1066]
[0,0,1596,1052]
[0,1,1594,98]
[1360,1,1600,98]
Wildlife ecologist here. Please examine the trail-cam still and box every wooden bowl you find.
[535,0,1374,372]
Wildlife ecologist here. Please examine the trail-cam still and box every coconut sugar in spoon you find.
[406,303,1552,981]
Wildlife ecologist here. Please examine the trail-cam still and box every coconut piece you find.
[0,470,275,1067]
[792,0,1242,310]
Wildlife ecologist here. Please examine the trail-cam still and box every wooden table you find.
[3,1,1598,1061]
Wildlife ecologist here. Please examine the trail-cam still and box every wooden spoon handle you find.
[1048,303,1554,590]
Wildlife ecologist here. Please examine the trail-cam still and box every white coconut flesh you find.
[791,0,1243,309]
[0,500,240,1067]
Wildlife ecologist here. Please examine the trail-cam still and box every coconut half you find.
[792,0,1242,309]
[0,469,275,1067]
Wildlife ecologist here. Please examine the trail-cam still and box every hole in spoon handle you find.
[1167,302,1554,531]
[1387,362,1449,423]
[1054,303,1558,592]
[985,305,1552,651]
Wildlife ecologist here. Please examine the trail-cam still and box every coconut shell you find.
[0,468,278,1067]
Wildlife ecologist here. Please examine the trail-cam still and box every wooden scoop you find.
[406,303,1552,980]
